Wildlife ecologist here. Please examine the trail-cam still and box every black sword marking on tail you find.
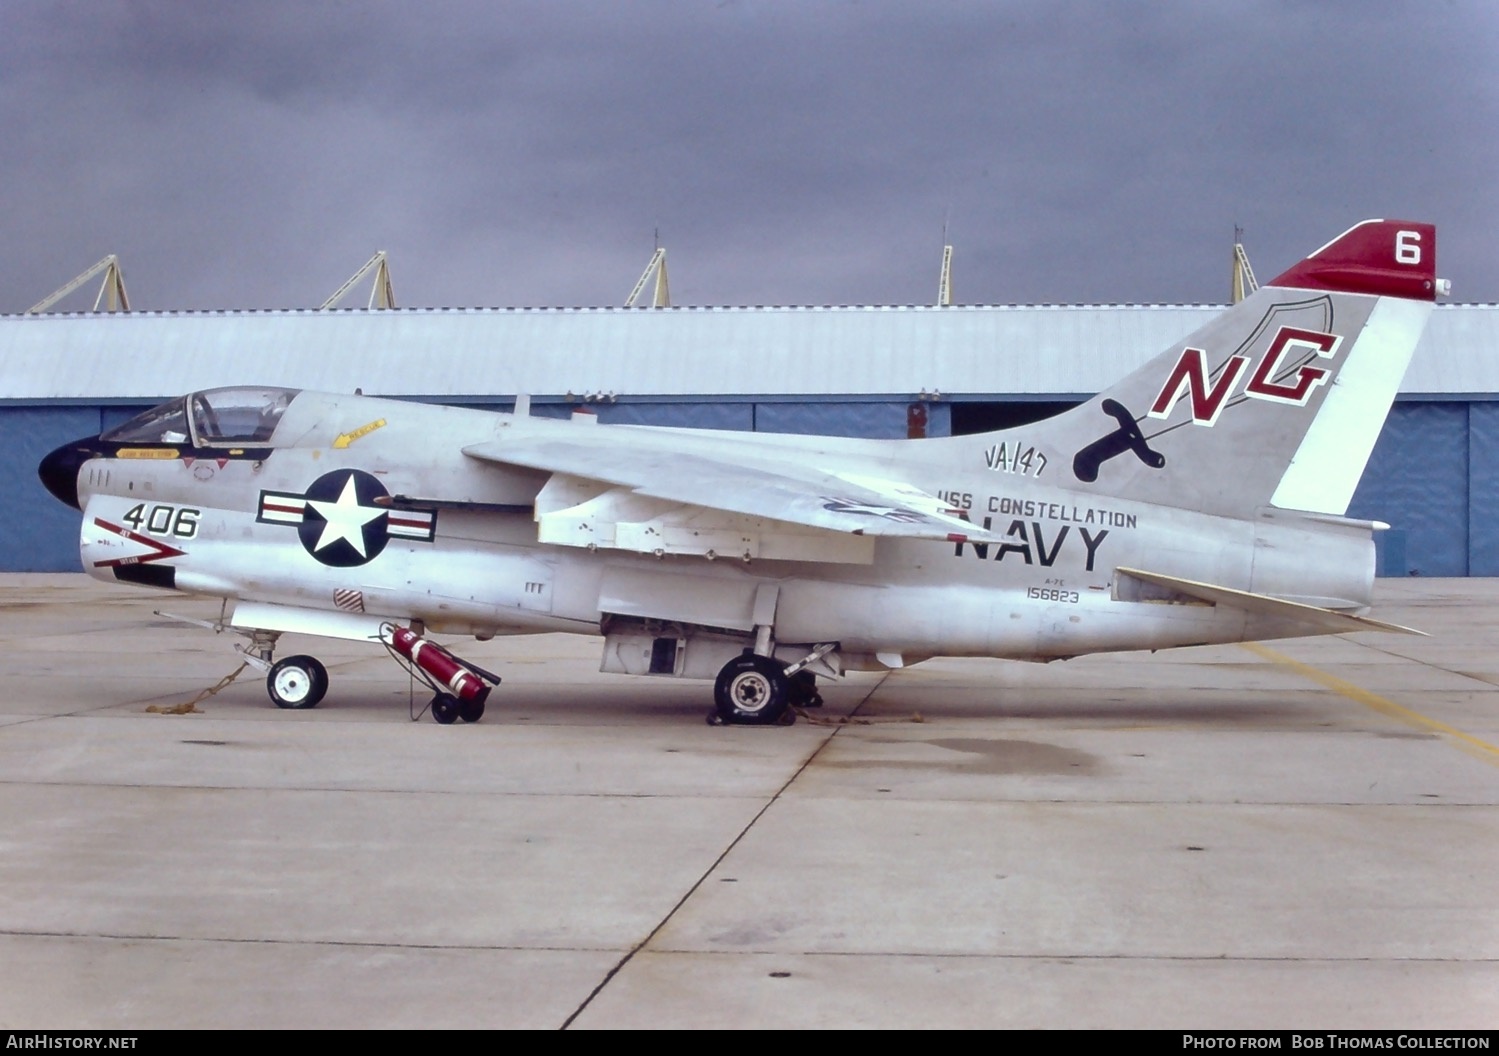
[1072,400,1167,482]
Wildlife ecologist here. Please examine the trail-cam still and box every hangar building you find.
[4,302,1496,575]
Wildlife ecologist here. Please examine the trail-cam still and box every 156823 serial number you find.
[1026,586,1080,604]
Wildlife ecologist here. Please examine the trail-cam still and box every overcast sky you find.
[2,1,1495,313]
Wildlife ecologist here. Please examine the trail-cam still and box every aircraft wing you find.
[463,434,999,549]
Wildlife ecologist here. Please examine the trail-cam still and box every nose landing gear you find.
[267,655,329,709]
[236,629,330,711]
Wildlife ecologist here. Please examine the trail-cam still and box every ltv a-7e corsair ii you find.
[40,220,1446,725]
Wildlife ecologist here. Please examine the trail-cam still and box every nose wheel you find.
[266,655,329,709]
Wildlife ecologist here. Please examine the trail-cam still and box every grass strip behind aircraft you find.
[39,219,1446,725]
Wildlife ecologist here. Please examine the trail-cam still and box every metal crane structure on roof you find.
[625,246,671,307]
[1232,227,1259,304]
[938,244,954,306]
[319,251,396,310]
[27,254,131,314]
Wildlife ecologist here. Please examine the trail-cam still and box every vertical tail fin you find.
[966,220,1439,519]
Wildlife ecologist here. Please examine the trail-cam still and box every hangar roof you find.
[2,303,1495,402]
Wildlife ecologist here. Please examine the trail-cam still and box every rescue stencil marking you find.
[333,418,388,449]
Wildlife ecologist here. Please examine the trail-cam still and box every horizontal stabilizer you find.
[1115,567,1425,636]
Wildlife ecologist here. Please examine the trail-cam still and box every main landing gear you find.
[708,645,832,726]
[712,654,793,726]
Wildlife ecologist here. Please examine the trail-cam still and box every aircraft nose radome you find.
[38,439,96,510]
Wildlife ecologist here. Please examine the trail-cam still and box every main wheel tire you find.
[458,694,486,723]
[267,655,329,709]
[431,693,460,724]
[713,654,790,726]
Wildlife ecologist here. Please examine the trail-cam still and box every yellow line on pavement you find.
[1240,641,1499,766]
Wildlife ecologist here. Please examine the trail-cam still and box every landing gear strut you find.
[708,642,836,726]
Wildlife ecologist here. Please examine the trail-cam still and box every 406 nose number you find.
[121,503,201,539]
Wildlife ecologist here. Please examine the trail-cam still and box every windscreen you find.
[101,398,191,444]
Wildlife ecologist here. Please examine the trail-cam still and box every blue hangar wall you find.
[1346,399,1499,577]
[1,394,1485,576]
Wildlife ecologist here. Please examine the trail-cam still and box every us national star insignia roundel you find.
[299,470,388,566]
[257,469,436,567]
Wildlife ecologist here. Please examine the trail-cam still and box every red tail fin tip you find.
[1268,219,1445,300]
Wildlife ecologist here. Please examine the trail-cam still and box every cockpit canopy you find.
[102,387,301,447]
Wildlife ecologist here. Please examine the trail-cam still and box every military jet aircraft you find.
[38,219,1445,725]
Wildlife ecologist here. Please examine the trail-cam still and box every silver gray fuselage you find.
[74,390,1375,673]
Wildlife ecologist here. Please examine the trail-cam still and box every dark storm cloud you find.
[1,1,1494,312]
